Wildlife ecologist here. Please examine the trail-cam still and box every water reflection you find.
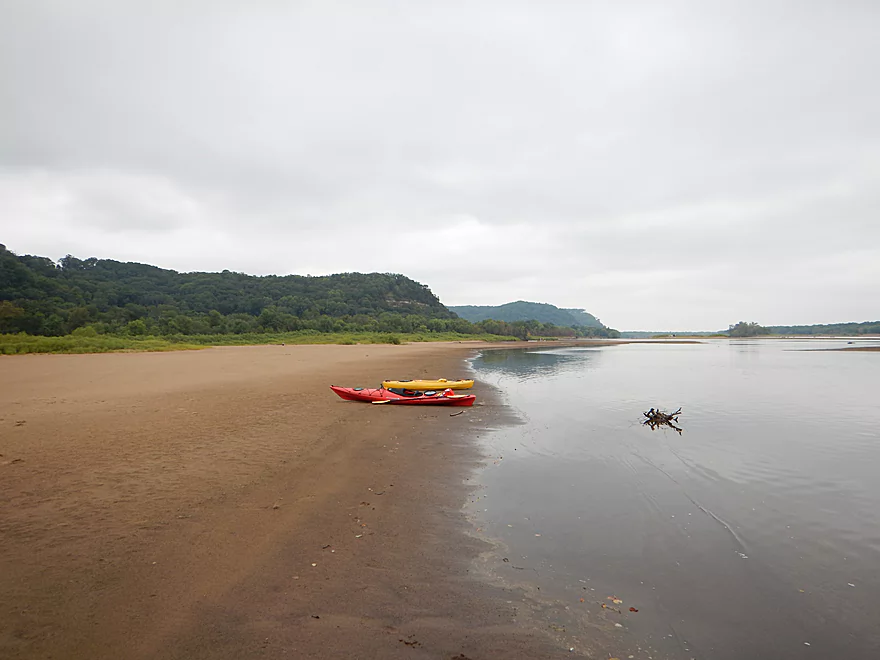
[473,346,603,382]
[470,341,880,659]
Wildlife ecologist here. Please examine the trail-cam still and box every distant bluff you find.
[448,301,606,328]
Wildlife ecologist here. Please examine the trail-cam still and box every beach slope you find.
[1,343,560,659]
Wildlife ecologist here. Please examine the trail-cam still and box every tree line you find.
[0,246,620,340]
[728,320,880,337]
[766,321,880,336]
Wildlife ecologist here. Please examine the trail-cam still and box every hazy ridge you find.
[449,301,605,328]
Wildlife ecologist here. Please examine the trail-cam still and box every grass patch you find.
[0,331,519,355]
[0,334,203,355]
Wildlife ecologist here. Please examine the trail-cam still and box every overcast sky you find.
[1,1,878,330]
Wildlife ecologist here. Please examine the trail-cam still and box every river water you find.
[469,339,880,659]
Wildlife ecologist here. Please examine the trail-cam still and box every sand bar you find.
[0,342,576,659]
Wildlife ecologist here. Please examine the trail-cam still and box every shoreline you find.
[1,343,568,659]
[461,348,629,658]
[0,335,705,357]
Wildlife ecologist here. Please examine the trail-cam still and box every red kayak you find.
[330,386,475,407]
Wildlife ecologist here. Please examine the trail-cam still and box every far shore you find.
[0,333,707,357]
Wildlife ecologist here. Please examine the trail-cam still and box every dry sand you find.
[1,343,568,659]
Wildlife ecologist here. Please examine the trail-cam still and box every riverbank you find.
[1,343,572,659]
[0,330,518,355]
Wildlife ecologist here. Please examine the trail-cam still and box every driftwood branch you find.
[643,407,683,434]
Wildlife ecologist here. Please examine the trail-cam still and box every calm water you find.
[469,340,880,659]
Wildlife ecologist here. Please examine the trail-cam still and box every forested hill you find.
[561,308,603,328]
[449,301,605,328]
[0,244,456,335]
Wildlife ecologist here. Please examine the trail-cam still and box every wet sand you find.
[0,343,565,659]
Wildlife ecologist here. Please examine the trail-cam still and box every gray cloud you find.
[2,0,879,329]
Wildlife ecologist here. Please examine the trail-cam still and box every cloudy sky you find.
[1,1,878,330]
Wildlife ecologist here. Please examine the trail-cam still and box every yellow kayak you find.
[382,378,474,390]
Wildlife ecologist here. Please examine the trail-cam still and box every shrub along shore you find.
[0,329,519,355]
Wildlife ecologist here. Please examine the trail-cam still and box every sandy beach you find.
[0,342,569,659]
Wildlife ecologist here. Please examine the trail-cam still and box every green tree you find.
[127,319,148,336]
[65,306,92,333]
[728,321,768,337]
[0,301,25,333]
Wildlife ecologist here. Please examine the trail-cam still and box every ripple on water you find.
[471,341,880,659]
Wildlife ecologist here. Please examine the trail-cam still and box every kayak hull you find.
[381,378,474,390]
[330,386,396,402]
[330,386,475,407]
[373,394,475,406]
